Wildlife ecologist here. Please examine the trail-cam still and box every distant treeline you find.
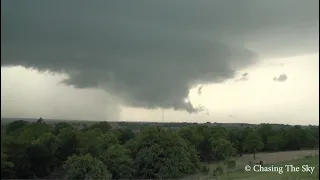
[117,121,315,131]
[1,119,318,179]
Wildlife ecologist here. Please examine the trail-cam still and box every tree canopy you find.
[1,119,318,179]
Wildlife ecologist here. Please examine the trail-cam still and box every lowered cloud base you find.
[1,0,318,113]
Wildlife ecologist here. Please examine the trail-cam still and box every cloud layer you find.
[1,0,318,112]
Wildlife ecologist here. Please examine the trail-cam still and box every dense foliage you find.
[1,120,318,179]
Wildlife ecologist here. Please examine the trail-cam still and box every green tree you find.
[210,138,235,160]
[99,131,120,150]
[244,131,264,160]
[1,137,31,178]
[18,123,52,143]
[76,130,103,157]
[257,124,274,151]
[53,122,74,135]
[27,144,52,177]
[28,133,58,177]
[5,120,29,135]
[210,126,228,140]
[195,126,214,163]
[1,147,14,178]
[132,127,201,179]
[85,121,111,133]
[54,128,78,166]
[266,135,283,151]
[284,126,303,150]
[63,154,112,180]
[228,128,245,157]
[101,144,135,179]
[178,127,204,148]
[309,126,319,148]
[300,128,318,149]
[115,128,135,144]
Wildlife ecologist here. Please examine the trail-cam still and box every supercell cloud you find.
[1,0,318,113]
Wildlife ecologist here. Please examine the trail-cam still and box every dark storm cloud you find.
[1,0,318,113]
[273,74,288,82]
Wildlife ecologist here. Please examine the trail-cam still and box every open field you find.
[184,150,319,180]
[233,150,319,170]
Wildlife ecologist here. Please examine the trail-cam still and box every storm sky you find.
[1,0,319,125]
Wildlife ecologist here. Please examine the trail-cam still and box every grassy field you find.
[231,150,319,171]
[184,150,319,180]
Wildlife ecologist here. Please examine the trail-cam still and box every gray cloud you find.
[273,74,288,82]
[1,0,318,113]
[235,73,249,82]
[235,76,249,82]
